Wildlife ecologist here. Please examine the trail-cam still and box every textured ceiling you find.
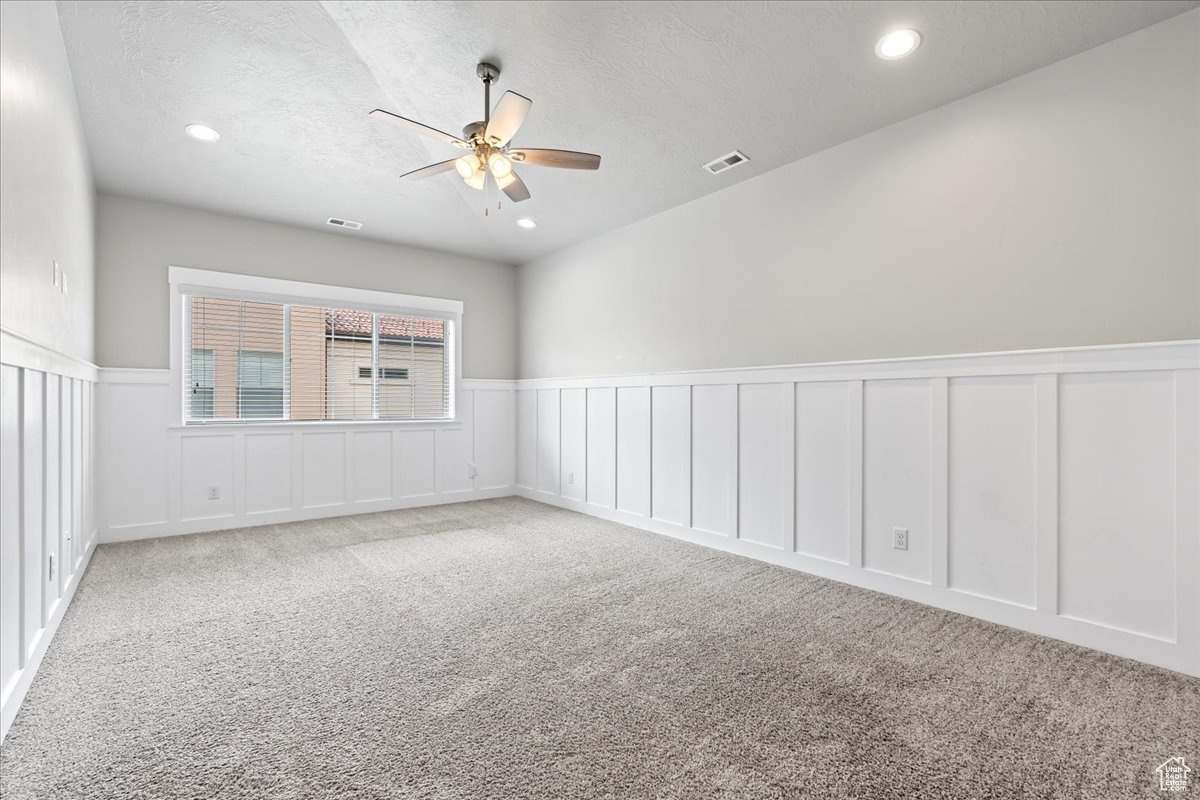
[57,0,1199,265]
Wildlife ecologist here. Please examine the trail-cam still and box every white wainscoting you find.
[515,342,1200,677]
[96,370,516,542]
[0,329,98,741]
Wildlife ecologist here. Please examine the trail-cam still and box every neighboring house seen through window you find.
[183,294,454,423]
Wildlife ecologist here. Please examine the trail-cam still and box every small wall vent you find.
[702,150,749,175]
[326,217,363,230]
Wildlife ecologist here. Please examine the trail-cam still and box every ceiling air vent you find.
[326,217,363,230]
[702,150,749,175]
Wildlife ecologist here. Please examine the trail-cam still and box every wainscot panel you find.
[514,342,1200,677]
[96,371,516,542]
[1,330,99,740]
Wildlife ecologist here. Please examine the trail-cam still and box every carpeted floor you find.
[1,497,1195,799]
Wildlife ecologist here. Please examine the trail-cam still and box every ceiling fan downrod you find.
[476,62,499,126]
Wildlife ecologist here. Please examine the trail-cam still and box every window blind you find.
[183,295,454,423]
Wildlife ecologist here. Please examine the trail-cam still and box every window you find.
[176,269,459,425]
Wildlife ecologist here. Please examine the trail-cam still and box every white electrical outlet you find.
[52,260,61,289]
[568,472,575,485]
[207,485,220,500]
[892,527,909,550]
[467,463,478,479]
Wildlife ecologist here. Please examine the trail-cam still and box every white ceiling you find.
[57,0,1198,265]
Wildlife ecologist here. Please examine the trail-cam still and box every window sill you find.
[168,418,462,433]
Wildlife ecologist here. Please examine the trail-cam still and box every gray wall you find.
[0,1,95,363]
[96,196,519,379]
[518,11,1200,379]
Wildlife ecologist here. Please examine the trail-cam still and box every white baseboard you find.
[1,536,96,742]
[101,487,516,543]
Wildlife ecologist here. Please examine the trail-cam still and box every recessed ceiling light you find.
[875,29,921,60]
[185,123,220,142]
[516,218,537,229]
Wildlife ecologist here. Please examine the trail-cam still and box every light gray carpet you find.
[1,497,1195,799]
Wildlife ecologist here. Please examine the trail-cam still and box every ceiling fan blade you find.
[509,148,601,170]
[484,91,532,147]
[399,159,459,181]
[369,109,471,149]
[500,170,531,203]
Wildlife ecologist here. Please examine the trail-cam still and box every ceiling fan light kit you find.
[463,168,486,191]
[370,62,601,206]
[454,153,481,178]
[488,152,513,178]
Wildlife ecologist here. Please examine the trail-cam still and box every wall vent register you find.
[326,217,363,230]
[702,150,749,175]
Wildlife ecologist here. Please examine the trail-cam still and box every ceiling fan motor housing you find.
[462,121,487,143]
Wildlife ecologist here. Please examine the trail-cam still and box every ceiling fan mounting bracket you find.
[476,62,500,84]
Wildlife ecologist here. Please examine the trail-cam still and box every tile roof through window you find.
[326,309,444,343]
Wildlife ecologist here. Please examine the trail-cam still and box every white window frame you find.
[168,266,463,428]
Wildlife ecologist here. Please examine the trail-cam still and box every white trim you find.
[99,369,513,390]
[1175,369,1200,649]
[1035,373,1059,615]
[847,380,864,570]
[1,538,95,742]
[516,340,1199,388]
[167,420,464,433]
[167,266,463,316]
[930,377,949,589]
[101,487,514,543]
[0,328,99,383]
[462,379,519,391]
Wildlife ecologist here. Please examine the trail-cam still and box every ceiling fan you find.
[370,62,601,204]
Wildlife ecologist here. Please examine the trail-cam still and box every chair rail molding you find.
[513,340,1200,677]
